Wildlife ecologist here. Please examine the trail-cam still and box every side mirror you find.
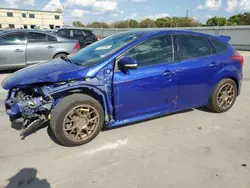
[118,56,137,70]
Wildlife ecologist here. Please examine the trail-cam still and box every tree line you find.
[72,12,250,28]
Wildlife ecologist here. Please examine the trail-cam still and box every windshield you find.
[70,32,146,66]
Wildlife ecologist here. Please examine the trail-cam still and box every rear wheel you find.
[207,78,237,113]
[50,94,104,147]
[53,53,68,59]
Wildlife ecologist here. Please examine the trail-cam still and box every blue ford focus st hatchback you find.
[2,30,243,146]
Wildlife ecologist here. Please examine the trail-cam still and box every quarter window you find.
[7,12,13,17]
[0,33,25,45]
[47,35,57,42]
[123,35,173,68]
[178,35,213,60]
[211,39,228,53]
[28,32,47,43]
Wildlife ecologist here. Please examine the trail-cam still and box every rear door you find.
[0,32,26,69]
[72,29,85,48]
[175,34,219,108]
[26,32,56,64]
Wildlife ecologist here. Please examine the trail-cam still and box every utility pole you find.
[186,10,189,19]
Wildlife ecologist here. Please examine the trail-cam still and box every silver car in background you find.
[0,30,80,70]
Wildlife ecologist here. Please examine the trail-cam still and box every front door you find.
[113,34,180,121]
[0,32,26,69]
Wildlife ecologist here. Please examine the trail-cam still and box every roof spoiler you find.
[219,35,231,43]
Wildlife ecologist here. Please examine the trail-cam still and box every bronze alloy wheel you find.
[62,105,100,142]
[216,83,236,110]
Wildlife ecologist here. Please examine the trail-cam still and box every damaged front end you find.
[5,85,54,138]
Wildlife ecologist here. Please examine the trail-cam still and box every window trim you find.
[115,34,177,71]
[174,34,217,62]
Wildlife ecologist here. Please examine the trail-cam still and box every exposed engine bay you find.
[5,86,54,138]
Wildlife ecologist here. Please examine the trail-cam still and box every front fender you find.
[50,81,111,122]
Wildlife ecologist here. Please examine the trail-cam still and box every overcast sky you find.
[1,0,250,25]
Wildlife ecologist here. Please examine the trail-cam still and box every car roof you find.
[121,29,227,43]
[0,29,70,41]
[56,27,92,31]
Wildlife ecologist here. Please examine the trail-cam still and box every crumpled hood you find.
[2,58,90,90]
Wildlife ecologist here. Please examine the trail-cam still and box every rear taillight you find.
[231,51,244,67]
[74,42,80,50]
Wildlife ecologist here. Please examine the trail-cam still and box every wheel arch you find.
[53,52,69,59]
[51,85,110,122]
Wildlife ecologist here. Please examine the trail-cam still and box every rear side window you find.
[47,35,57,42]
[211,39,228,53]
[178,35,213,60]
[0,33,25,45]
[73,30,83,36]
[28,32,46,43]
[124,35,173,67]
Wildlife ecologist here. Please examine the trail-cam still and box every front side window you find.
[28,32,46,43]
[178,35,213,60]
[7,12,13,17]
[70,32,147,67]
[57,29,70,37]
[0,33,25,45]
[29,14,35,18]
[123,35,173,68]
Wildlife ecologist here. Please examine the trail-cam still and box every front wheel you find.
[207,78,237,113]
[50,94,104,147]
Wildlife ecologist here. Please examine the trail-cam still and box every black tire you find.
[53,53,68,59]
[207,78,237,113]
[50,94,104,147]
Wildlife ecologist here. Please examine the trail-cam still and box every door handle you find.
[47,45,54,49]
[14,49,23,52]
[209,62,218,67]
[163,70,174,76]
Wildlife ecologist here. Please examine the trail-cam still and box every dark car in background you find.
[0,30,80,70]
[53,28,98,48]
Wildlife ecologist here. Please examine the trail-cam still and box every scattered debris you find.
[242,164,247,167]
[197,127,202,130]
[216,174,218,177]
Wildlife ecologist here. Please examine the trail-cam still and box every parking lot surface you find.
[0,52,250,188]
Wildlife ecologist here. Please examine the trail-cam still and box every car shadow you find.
[5,168,50,188]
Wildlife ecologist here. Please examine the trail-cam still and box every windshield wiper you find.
[61,56,73,63]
